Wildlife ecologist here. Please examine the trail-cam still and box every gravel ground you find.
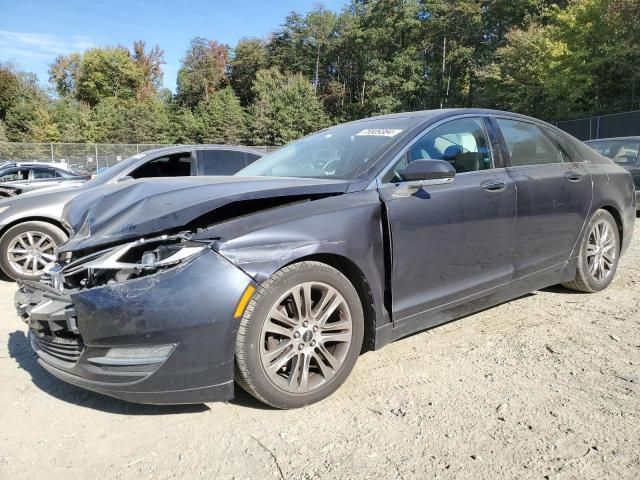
[1,237,639,480]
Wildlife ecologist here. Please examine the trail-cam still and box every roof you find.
[585,137,640,142]
[134,144,267,158]
[0,161,76,171]
[348,108,559,129]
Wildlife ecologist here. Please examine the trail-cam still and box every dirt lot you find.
[1,238,639,480]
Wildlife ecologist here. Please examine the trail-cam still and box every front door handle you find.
[565,171,583,182]
[481,179,507,192]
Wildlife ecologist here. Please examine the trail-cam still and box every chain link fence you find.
[556,110,640,141]
[0,143,276,175]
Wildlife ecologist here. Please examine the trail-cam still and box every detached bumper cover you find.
[15,249,254,404]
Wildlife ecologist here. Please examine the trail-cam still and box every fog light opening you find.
[88,344,175,366]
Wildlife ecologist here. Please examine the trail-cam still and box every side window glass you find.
[198,150,251,176]
[0,168,27,182]
[0,169,18,182]
[129,152,193,179]
[32,167,58,179]
[497,119,562,166]
[384,117,492,182]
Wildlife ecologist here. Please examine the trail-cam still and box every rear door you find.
[494,116,592,278]
[378,115,516,322]
[196,149,261,176]
[29,167,65,188]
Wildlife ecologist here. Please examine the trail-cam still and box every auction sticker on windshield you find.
[356,128,403,137]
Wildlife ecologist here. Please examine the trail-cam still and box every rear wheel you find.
[235,261,364,409]
[562,209,620,293]
[0,221,67,281]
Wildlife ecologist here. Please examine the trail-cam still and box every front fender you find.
[196,190,389,329]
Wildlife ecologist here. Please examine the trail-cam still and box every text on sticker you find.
[355,128,403,137]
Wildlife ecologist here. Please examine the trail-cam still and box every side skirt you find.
[373,259,577,349]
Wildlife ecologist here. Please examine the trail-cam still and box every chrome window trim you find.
[374,113,497,187]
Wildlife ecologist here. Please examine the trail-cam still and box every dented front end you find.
[15,241,256,404]
[16,176,390,404]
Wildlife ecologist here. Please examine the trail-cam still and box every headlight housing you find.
[60,233,208,288]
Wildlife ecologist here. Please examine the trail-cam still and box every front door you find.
[378,116,517,323]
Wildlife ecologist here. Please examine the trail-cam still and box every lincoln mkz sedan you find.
[15,109,635,408]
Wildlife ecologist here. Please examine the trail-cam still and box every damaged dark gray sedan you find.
[15,109,636,408]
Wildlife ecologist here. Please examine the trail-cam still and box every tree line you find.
[0,0,638,146]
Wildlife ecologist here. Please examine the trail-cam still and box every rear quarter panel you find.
[587,161,635,254]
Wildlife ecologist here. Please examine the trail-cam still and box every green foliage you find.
[5,99,60,142]
[51,97,91,142]
[132,41,166,99]
[230,38,268,106]
[74,47,145,106]
[169,107,202,144]
[3,0,638,146]
[0,64,21,120]
[176,37,229,108]
[2,67,60,142]
[249,68,329,146]
[87,97,170,143]
[49,53,81,97]
[482,0,640,120]
[197,87,246,144]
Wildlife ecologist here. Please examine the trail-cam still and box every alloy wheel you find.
[7,231,56,276]
[259,281,353,394]
[586,220,617,282]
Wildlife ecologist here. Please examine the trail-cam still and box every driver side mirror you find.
[116,175,134,183]
[397,159,456,184]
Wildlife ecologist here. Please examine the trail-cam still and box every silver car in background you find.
[0,161,89,198]
[0,145,263,281]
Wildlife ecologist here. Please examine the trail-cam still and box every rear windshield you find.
[587,140,640,164]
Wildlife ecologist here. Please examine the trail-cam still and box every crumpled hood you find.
[60,176,350,252]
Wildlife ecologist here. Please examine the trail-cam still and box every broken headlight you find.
[61,233,208,287]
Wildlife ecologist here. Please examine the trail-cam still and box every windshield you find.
[588,140,640,164]
[82,153,147,187]
[236,118,422,179]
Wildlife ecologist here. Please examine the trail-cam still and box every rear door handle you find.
[481,179,507,192]
[565,171,583,182]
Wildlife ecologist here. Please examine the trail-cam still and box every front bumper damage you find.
[15,249,255,404]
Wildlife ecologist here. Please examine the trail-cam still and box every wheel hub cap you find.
[7,231,56,276]
[586,220,616,283]
[259,281,353,394]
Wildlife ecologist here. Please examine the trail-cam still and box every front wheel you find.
[562,209,620,293]
[234,261,364,409]
[0,221,67,281]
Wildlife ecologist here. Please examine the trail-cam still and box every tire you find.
[0,221,67,281]
[235,261,364,409]
[562,209,620,293]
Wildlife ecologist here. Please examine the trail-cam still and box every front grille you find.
[32,334,85,364]
[18,282,85,366]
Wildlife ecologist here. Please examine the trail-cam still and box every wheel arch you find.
[598,205,623,242]
[0,216,68,240]
[284,253,377,353]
